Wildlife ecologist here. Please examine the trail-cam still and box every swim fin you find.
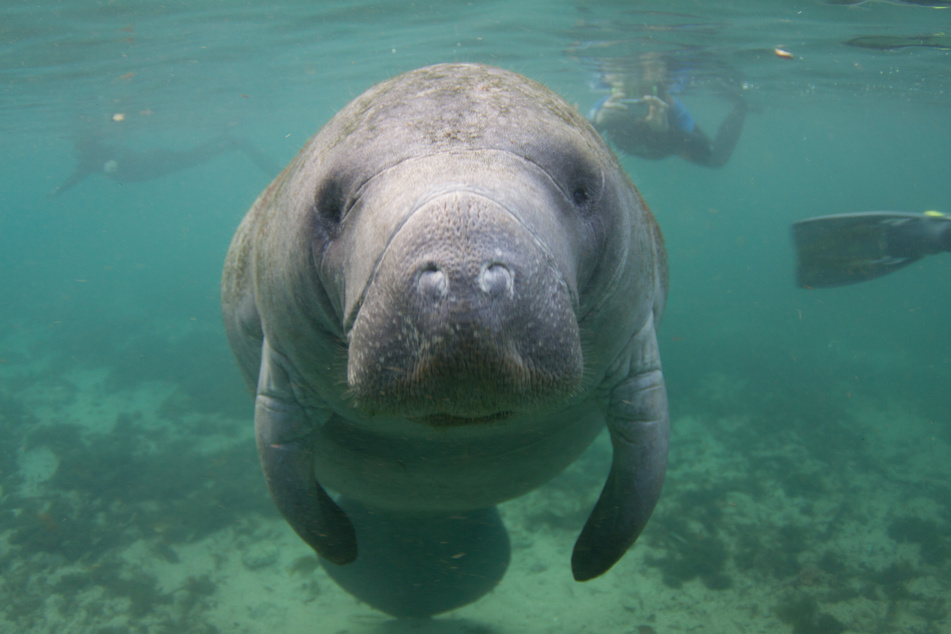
[791,211,951,288]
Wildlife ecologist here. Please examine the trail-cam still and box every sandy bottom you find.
[1,323,949,634]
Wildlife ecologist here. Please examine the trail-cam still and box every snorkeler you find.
[791,211,951,288]
[588,54,747,168]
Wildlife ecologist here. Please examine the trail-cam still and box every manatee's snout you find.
[348,191,582,421]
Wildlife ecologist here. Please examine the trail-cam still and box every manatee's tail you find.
[320,499,510,618]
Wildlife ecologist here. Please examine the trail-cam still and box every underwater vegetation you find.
[774,594,847,634]
[1,313,949,631]
[0,356,273,630]
[888,516,951,565]
[576,332,951,632]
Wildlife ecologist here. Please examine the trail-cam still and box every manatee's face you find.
[298,66,633,424]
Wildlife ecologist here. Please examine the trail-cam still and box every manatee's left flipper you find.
[572,327,669,581]
[255,340,357,565]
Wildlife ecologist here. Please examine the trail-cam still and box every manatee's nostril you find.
[479,263,514,300]
[417,266,448,303]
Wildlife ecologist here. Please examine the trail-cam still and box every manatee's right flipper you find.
[322,498,510,618]
[572,322,669,581]
[255,340,356,565]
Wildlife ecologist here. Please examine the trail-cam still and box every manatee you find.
[54,134,278,196]
[221,63,669,616]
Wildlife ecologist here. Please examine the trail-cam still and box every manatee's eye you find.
[567,166,603,216]
[314,178,347,228]
[572,187,589,207]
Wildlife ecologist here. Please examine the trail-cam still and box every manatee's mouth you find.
[414,411,514,428]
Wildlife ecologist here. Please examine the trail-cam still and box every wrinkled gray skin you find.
[222,63,669,584]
